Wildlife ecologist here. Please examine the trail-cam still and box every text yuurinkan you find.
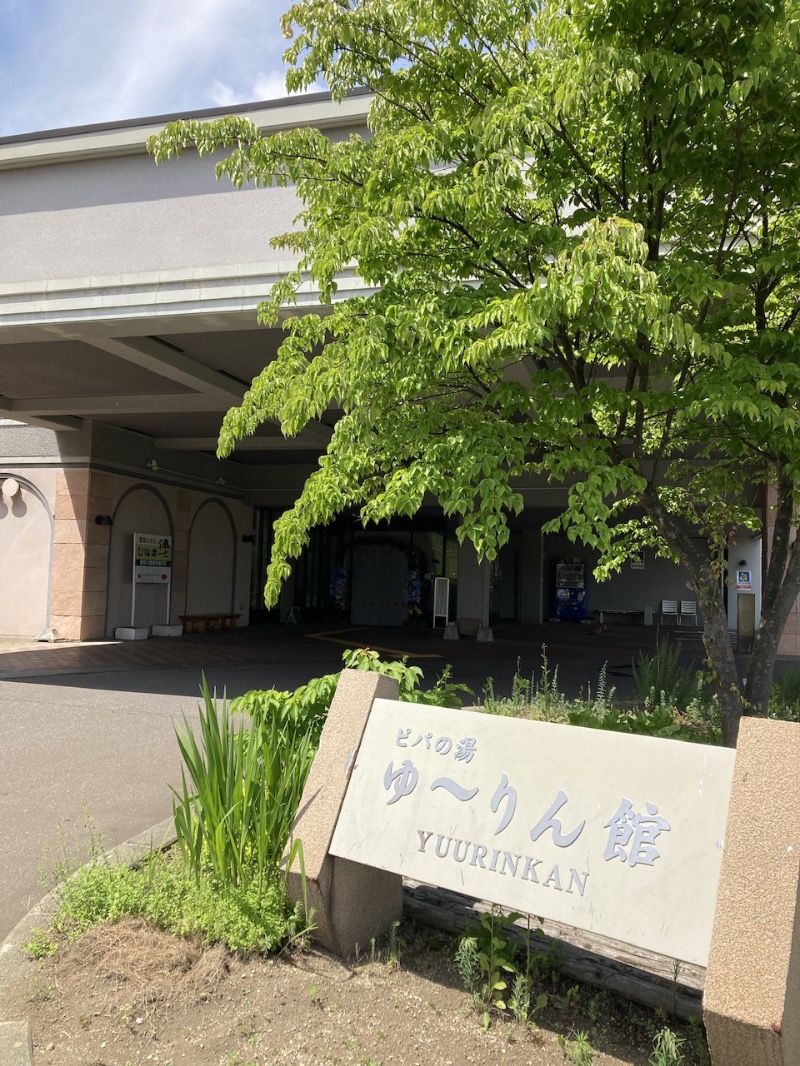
[416,829,589,896]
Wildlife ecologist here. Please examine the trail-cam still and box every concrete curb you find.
[0,817,176,1064]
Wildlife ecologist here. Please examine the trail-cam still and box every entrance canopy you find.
[0,90,373,499]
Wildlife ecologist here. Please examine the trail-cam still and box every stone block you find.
[58,468,91,496]
[50,542,88,588]
[79,615,106,640]
[82,567,108,593]
[89,470,114,498]
[704,718,800,1065]
[0,1021,33,1066]
[284,670,403,956]
[85,543,110,569]
[53,518,88,545]
[49,614,82,640]
[114,627,149,640]
[50,587,83,616]
[81,590,107,615]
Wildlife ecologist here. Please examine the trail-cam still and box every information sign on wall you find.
[331,701,736,967]
[133,533,172,584]
[736,569,752,591]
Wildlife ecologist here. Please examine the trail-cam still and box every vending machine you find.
[554,560,588,620]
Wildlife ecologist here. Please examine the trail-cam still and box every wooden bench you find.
[597,608,652,625]
[180,613,240,634]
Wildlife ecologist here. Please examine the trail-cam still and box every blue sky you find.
[0,0,306,138]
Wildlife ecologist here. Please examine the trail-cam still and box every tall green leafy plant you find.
[172,677,318,893]
[173,651,469,894]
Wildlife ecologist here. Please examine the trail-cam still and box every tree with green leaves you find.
[150,0,800,745]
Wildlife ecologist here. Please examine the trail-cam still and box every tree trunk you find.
[692,575,743,747]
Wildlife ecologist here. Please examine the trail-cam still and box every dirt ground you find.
[0,918,708,1066]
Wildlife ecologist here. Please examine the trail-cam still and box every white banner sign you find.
[133,532,172,584]
[331,701,736,966]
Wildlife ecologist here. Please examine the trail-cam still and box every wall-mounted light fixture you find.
[94,514,113,526]
[143,458,235,492]
[0,477,20,497]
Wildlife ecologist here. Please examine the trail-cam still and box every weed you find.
[687,1017,711,1065]
[650,1026,685,1066]
[23,927,57,960]
[454,935,481,998]
[23,982,54,1003]
[633,643,699,710]
[386,919,401,970]
[567,1030,596,1065]
[172,676,318,893]
[564,983,581,1010]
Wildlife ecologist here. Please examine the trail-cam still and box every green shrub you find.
[632,643,700,710]
[174,651,470,894]
[42,850,300,956]
[770,669,800,721]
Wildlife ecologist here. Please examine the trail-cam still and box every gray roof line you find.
[0,86,373,146]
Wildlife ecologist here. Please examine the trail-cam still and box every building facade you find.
[0,93,775,647]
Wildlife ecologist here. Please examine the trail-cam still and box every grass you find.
[27,847,304,958]
[483,647,721,743]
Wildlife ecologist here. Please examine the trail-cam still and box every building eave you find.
[0,88,373,171]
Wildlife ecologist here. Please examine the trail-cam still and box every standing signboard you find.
[130,532,172,629]
[432,577,450,628]
[331,700,735,967]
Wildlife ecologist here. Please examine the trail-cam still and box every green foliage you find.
[341,647,472,706]
[454,934,482,998]
[483,648,571,720]
[23,927,58,960]
[172,677,317,891]
[172,653,467,904]
[633,644,701,710]
[566,1030,596,1066]
[770,669,800,721]
[455,907,552,1030]
[45,850,303,956]
[650,1026,686,1066]
[483,646,721,743]
[149,0,800,737]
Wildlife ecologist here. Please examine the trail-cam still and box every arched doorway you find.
[106,485,174,635]
[185,499,237,617]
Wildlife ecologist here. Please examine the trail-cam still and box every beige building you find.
[0,92,775,648]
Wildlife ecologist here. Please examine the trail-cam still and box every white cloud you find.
[252,70,290,100]
[0,0,298,137]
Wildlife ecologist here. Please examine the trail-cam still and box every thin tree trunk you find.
[693,576,742,747]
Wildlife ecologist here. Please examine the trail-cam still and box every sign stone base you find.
[114,627,148,641]
[284,670,403,956]
[704,718,800,1065]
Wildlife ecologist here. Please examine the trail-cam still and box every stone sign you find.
[330,699,735,967]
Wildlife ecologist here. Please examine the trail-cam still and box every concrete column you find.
[456,541,491,627]
[50,469,112,640]
[704,718,800,1065]
[284,670,403,956]
[169,489,192,624]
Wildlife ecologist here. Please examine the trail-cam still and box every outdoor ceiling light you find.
[145,459,159,471]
